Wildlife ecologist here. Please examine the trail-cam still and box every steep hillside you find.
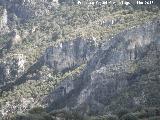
[0,0,160,120]
[45,19,160,115]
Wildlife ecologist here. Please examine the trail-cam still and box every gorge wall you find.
[0,18,160,117]
[44,19,160,115]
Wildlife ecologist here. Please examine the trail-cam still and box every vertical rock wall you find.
[0,8,7,28]
[0,54,25,86]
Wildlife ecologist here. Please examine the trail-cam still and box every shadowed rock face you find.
[0,19,159,117]
[44,19,160,115]
[0,37,98,92]
[43,38,98,72]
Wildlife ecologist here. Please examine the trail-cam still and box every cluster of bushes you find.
[0,64,86,119]
[90,107,160,120]
[13,107,160,120]
[12,107,87,120]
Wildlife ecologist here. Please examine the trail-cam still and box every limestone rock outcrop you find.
[44,38,98,72]
[0,8,9,34]
[0,8,7,28]
[0,54,26,86]
[44,19,160,115]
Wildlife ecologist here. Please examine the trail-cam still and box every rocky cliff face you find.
[0,17,159,118]
[0,7,9,34]
[0,36,99,117]
[0,8,7,28]
[44,38,98,72]
[44,19,160,115]
[0,54,25,86]
[0,1,160,118]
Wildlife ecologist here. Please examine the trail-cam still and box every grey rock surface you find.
[44,19,160,115]
[44,38,98,72]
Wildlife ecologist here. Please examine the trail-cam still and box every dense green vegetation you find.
[1,2,158,64]
[0,63,86,119]
[0,1,160,120]
[11,107,160,120]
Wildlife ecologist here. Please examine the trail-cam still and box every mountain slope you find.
[44,19,160,115]
[0,1,160,120]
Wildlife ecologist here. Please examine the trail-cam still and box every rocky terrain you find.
[45,18,160,114]
[0,0,160,120]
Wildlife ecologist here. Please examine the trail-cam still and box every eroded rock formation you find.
[44,19,160,115]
